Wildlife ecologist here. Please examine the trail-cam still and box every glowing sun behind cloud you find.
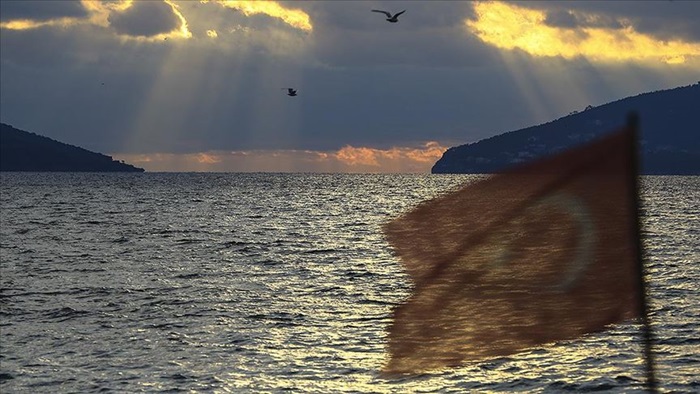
[466,1,700,65]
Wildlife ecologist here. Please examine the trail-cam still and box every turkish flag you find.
[383,127,641,374]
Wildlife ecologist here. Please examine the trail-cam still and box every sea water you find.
[1,173,698,393]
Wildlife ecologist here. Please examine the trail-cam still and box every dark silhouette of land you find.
[433,83,700,175]
[0,123,144,172]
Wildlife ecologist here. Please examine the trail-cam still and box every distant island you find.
[433,83,700,175]
[0,123,144,172]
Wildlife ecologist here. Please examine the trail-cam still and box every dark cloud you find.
[108,1,181,37]
[543,10,578,29]
[311,24,498,68]
[0,0,87,22]
[297,1,473,32]
[0,20,167,70]
[305,1,494,68]
[529,0,700,41]
[633,13,700,42]
[544,9,623,30]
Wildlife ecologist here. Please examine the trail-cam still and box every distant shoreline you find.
[0,123,145,173]
[433,83,700,176]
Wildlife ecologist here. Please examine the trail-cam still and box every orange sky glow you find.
[111,143,447,173]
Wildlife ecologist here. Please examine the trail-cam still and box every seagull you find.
[283,88,297,97]
[371,9,406,23]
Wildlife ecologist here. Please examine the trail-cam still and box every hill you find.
[432,83,700,175]
[0,123,144,172]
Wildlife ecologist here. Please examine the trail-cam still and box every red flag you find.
[383,127,641,374]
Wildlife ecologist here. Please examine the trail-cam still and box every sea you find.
[0,173,698,393]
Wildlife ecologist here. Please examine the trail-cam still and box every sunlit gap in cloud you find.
[111,142,447,173]
[211,0,313,32]
[466,1,700,65]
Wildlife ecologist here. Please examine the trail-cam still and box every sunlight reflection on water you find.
[0,173,697,392]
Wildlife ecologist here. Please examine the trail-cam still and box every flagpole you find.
[627,112,658,393]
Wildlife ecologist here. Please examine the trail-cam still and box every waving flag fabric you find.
[384,127,641,374]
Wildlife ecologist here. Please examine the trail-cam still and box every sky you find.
[1,0,699,172]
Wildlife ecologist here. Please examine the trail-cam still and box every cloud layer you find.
[0,1,87,22]
[2,1,699,172]
[108,1,182,37]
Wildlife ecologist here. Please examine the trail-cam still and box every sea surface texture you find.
[1,173,698,393]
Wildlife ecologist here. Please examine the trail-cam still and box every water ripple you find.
[0,173,697,393]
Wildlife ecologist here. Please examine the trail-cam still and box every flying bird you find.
[283,88,297,97]
[371,9,406,23]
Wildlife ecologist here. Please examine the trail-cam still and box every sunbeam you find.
[122,41,305,156]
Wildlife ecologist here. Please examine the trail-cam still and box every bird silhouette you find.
[371,9,406,23]
[283,88,297,97]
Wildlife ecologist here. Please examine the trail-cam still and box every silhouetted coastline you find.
[0,123,144,172]
[433,83,700,175]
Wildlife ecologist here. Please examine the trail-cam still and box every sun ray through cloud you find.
[122,46,230,155]
[112,0,312,158]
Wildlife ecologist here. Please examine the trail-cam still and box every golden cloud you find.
[195,153,221,164]
[333,143,447,168]
[214,0,313,32]
[165,0,192,39]
[1,19,55,30]
[335,146,381,167]
[466,1,700,65]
